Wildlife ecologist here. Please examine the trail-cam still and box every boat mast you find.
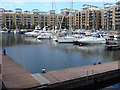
[52,0,56,31]
[103,0,105,30]
[60,15,65,30]
[69,0,73,32]
[9,14,10,29]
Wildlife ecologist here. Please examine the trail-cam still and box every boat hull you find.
[57,36,78,43]
[78,37,106,44]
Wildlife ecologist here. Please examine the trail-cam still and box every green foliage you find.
[48,25,52,30]
[31,24,35,29]
[20,24,26,29]
[0,24,5,28]
[11,22,16,29]
[64,25,69,29]
[40,23,44,29]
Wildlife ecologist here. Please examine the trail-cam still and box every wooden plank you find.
[41,73,60,84]
[31,73,50,85]
[42,60,120,86]
[1,51,120,88]
[2,54,41,89]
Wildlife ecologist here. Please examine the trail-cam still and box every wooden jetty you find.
[105,44,120,50]
[0,51,2,89]
[1,51,41,89]
[1,51,120,89]
[39,61,120,88]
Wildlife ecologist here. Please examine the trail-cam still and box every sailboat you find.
[55,0,80,43]
[37,1,56,39]
[14,26,20,34]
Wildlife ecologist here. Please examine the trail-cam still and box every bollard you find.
[3,49,6,56]
[98,61,101,64]
[42,69,46,73]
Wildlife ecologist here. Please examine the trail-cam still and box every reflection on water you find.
[1,34,42,48]
[105,83,120,89]
[1,33,120,88]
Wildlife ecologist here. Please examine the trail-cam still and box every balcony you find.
[116,19,120,22]
[115,12,120,14]
[109,16,113,18]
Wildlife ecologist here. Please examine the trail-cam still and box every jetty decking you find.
[39,60,120,88]
[1,51,120,89]
[1,52,41,89]
[0,51,2,89]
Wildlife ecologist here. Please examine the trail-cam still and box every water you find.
[1,33,120,88]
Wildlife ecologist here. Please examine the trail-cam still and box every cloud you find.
[0,0,116,2]
[0,3,14,7]
[15,0,24,4]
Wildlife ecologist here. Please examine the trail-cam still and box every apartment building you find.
[73,4,102,30]
[73,2,120,31]
[102,2,120,30]
[0,1,120,31]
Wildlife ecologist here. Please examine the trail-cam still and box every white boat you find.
[77,34,106,44]
[37,32,53,39]
[35,25,41,30]
[114,33,120,38]
[14,29,20,34]
[25,30,41,37]
[114,33,120,40]
[20,29,27,34]
[0,27,8,34]
[55,35,79,43]
[25,25,42,37]
[0,30,8,34]
[43,26,48,31]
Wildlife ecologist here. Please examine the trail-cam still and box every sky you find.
[0,0,117,13]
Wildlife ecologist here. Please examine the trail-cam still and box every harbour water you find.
[0,33,120,88]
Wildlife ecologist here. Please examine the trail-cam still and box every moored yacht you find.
[25,30,41,37]
[77,34,106,44]
[37,32,53,39]
[114,33,120,37]
[25,25,42,37]
[0,27,8,34]
[54,35,80,43]
[19,29,27,34]
[114,33,120,40]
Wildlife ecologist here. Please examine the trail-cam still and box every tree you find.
[20,24,25,29]
[64,25,69,29]
[11,22,16,29]
[48,25,52,30]
[40,23,44,29]
[0,23,5,28]
[31,24,35,29]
